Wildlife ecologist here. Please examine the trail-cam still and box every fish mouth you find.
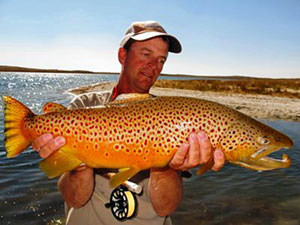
[246,142,293,170]
[245,153,291,171]
[231,139,293,171]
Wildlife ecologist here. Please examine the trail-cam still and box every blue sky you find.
[0,0,299,78]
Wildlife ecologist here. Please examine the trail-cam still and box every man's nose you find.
[147,57,158,69]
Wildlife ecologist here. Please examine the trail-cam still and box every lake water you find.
[0,72,299,225]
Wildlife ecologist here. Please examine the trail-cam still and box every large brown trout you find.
[3,94,293,187]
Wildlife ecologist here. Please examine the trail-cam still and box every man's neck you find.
[116,78,149,96]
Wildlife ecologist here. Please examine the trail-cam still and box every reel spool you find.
[105,186,137,221]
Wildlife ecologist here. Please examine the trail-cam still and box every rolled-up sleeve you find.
[68,91,112,109]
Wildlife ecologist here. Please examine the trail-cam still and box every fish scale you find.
[3,95,293,188]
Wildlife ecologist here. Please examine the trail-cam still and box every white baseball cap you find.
[120,21,182,53]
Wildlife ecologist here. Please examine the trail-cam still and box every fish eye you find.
[257,136,270,145]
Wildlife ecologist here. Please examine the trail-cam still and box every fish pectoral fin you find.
[109,167,140,188]
[107,93,154,106]
[43,102,67,114]
[196,159,214,175]
[39,150,82,178]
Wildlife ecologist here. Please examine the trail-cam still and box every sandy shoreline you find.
[67,81,300,122]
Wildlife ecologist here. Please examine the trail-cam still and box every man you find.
[32,21,225,224]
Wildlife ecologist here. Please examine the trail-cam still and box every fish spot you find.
[114,144,120,151]
[94,143,99,150]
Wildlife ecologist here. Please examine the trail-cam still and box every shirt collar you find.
[111,86,119,101]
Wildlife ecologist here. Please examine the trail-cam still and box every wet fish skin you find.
[2,95,293,187]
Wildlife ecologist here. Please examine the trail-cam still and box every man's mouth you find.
[140,71,153,79]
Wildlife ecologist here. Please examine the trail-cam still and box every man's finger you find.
[186,133,200,167]
[39,136,66,158]
[169,143,189,169]
[211,149,225,171]
[32,133,53,150]
[197,131,212,164]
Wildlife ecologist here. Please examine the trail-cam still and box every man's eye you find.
[159,59,166,64]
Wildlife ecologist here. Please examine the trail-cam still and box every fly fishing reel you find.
[105,185,137,221]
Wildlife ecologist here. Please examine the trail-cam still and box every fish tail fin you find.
[2,96,35,157]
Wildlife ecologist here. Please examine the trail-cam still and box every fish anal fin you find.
[109,167,140,188]
[43,102,67,114]
[39,149,82,178]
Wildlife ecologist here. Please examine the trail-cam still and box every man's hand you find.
[32,133,94,208]
[149,131,225,216]
[32,133,66,158]
[169,131,225,172]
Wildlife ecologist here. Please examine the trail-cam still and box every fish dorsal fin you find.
[43,102,67,114]
[107,93,154,106]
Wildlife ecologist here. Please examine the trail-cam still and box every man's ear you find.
[118,47,127,65]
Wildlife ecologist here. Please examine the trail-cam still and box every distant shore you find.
[68,81,300,122]
[3,65,300,121]
[0,65,246,79]
[2,65,299,80]
[0,65,114,74]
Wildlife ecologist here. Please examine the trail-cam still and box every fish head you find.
[221,119,293,171]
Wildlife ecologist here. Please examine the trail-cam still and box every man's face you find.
[120,37,169,93]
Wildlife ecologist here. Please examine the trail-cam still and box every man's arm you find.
[32,133,95,208]
[57,166,94,208]
[148,131,225,216]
